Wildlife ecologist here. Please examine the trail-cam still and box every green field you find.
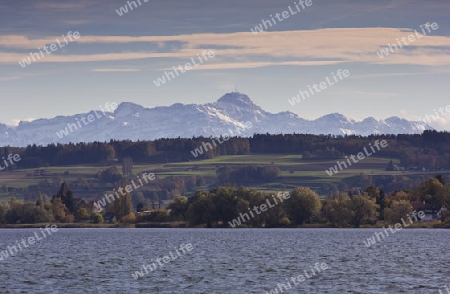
[0,154,447,201]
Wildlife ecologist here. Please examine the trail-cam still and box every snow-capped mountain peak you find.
[0,92,434,147]
[216,92,259,109]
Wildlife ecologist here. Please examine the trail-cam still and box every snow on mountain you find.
[1,92,433,147]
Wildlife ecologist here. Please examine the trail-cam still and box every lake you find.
[0,228,448,293]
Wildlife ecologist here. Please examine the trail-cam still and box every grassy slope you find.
[0,154,447,201]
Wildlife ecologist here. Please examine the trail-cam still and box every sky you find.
[1,0,450,130]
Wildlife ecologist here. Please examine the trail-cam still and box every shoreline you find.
[0,222,448,229]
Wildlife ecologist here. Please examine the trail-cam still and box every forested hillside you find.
[2,130,449,169]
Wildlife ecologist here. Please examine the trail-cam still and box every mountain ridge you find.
[0,92,432,147]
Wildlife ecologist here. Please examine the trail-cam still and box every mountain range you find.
[1,92,432,147]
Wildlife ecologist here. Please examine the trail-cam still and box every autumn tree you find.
[264,194,287,227]
[35,196,53,223]
[4,196,22,224]
[347,194,379,227]
[210,186,240,226]
[91,213,104,224]
[76,207,91,222]
[384,200,413,223]
[322,193,354,227]
[187,190,214,227]
[240,189,267,227]
[414,178,446,205]
[0,202,8,224]
[98,166,122,183]
[391,190,410,201]
[283,187,321,225]
[111,184,134,221]
[51,197,67,222]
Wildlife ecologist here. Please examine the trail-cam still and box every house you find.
[81,201,101,214]
[392,164,405,171]
[72,199,97,214]
[136,210,152,214]
[411,201,447,221]
[74,198,87,210]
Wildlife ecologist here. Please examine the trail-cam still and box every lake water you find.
[0,228,448,293]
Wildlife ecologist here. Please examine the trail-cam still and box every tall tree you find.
[112,184,134,221]
[51,197,67,222]
[122,156,133,176]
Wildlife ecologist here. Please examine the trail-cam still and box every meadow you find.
[0,154,447,202]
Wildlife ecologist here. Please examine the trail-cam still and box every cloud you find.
[159,60,344,71]
[34,2,94,10]
[0,76,22,82]
[349,71,441,79]
[400,109,450,131]
[426,117,450,131]
[0,35,82,49]
[1,28,449,69]
[333,90,400,98]
[1,52,185,64]
[90,68,141,72]
[10,118,34,126]
[62,20,92,25]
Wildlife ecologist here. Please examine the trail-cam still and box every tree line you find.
[164,175,449,228]
[2,175,447,227]
[1,130,449,169]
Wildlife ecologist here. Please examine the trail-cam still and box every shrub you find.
[91,213,104,224]
[121,213,136,224]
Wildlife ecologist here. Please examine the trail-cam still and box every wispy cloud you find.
[1,52,183,64]
[0,76,22,82]
[34,2,94,10]
[159,61,344,71]
[333,90,400,98]
[62,20,92,25]
[349,72,438,79]
[1,28,450,68]
[90,68,141,72]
